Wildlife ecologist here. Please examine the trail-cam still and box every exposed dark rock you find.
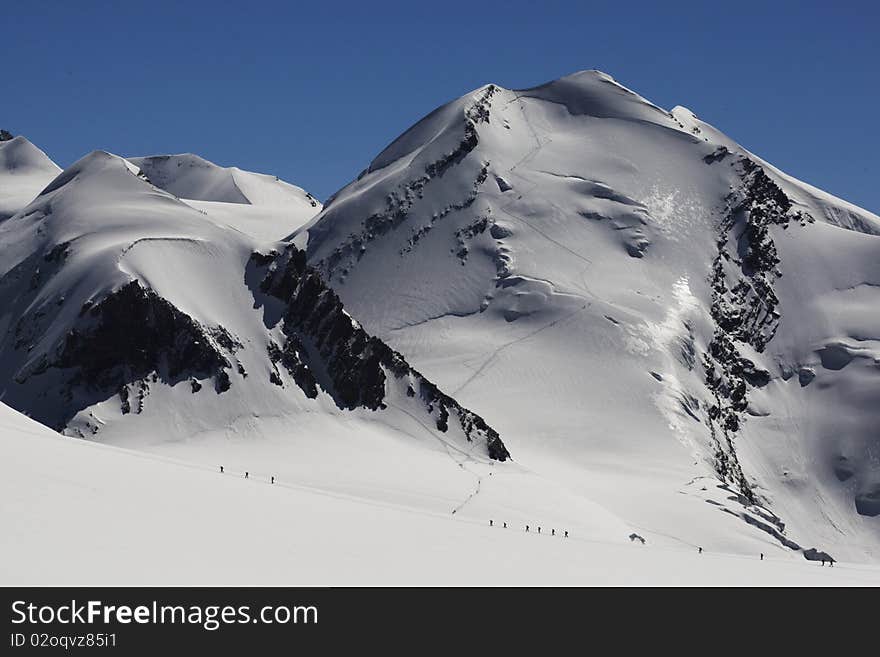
[702,157,814,502]
[452,215,492,263]
[802,547,835,563]
[55,281,232,391]
[119,386,131,414]
[268,338,319,399]
[737,358,771,387]
[703,146,729,164]
[6,280,241,428]
[315,89,497,279]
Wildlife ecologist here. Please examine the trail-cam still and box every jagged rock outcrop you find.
[251,246,510,461]
[702,157,814,499]
[312,86,498,282]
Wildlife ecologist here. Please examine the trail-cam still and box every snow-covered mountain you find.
[2,70,879,575]
[0,133,61,220]
[129,153,322,241]
[0,150,507,473]
[298,70,880,561]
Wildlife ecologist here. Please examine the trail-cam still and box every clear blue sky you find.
[3,1,878,211]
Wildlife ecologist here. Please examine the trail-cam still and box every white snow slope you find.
[129,153,321,241]
[301,70,880,563]
[0,135,61,220]
[4,400,878,585]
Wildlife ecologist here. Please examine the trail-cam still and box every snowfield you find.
[4,401,878,586]
[1,69,879,585]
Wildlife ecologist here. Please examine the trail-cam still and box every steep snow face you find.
[129,154,321,241]
[0,152,507,468]
[0,136,61,220]
[300,70,880,561]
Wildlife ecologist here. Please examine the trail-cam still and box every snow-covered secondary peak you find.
[129,152,320,207]
[128,153,322,242]
[300,70,880,561]
[0,149,509,465]
[0,134,61,220]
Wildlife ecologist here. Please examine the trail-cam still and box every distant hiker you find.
[220,466,224,473]
[698,547,703,554]
[503,522,507,529]
[760,553,764,561]
[552,529,555,536]
[538,527,541,534]
[525,525,529,532]
[564,531,568,538]
[490,520,493,527]
[271,476,275,484]
[245,472,249,479]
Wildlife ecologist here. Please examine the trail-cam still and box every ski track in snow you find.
[386,400,486,514]
[451,302,589,397]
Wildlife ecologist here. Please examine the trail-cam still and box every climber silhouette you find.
[271,476,275,484]
[245,472,249,479]
[220,466,224,474]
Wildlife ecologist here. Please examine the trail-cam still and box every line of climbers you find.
[490,520,568,538]
[219,466,838,567]
[219,465,274,485]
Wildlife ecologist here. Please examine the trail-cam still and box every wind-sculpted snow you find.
[299,70,880,561]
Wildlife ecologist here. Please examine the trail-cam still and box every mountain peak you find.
[515,69,673,123]
[0,135,62,220]
[129,153,320,210]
